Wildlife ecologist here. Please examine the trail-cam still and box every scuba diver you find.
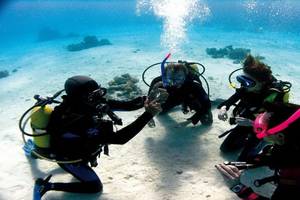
[216,101,300,200]
[146,54,212,126]
[20,75,167,200]
[217,54,290,160]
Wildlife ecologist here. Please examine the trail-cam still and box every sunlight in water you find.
[244,0,258,11]
[136,0,210,52]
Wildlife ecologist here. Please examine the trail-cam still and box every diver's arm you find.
[247,145,300,168]
[186,82,211,124]
[107,96,146,111]
[106,111,154,144]
[217,89,243,110]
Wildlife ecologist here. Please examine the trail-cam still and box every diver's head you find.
[64,75,106,103]
[165,63,188,88]
[253,102,300,146]
[240,54,273,92]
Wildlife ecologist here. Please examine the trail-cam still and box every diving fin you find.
[33,175,52,200]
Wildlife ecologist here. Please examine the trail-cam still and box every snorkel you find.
[161,53,171,87]
[254,108,300,139]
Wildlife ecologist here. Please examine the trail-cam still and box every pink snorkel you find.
[254,108,300,139]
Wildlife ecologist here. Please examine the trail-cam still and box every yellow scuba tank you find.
[189,64,200,76]
[283,92,290,103]
[30,105,53,148]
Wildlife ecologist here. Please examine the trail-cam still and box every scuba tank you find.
[266,80,291,103]
[30,105,53,148]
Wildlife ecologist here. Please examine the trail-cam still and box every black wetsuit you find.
[44,96,153,194]
[217,87,284,160]
[251,144,300,200]
[149,76,212,125]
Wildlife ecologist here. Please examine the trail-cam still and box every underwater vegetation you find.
[67,36,112,52]
[107,73,143,100]
[37,27,79,42]
[206,45,264,64]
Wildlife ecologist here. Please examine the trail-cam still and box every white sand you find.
[0,34,299,199]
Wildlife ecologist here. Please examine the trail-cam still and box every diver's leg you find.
[55,163,103,193]
[34,162,102,199]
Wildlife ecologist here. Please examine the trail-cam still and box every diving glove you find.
[218,106,228,121]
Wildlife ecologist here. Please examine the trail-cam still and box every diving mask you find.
[254,108,300,139]
[253,112,272,139]
[165,69,186,87]
[236,75,256,88]
[88,87,107,102]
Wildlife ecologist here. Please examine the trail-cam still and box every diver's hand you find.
[218,106,228,121]
[215,163,241,180]
[235,117,253,127]
[144,98,162,116]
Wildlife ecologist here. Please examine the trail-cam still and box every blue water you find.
[1,0,300,50]
[0,0,300,101]
[1,1,300,199]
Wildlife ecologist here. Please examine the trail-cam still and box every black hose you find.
[19,89,64,137]
[142,62,164,87]
[228,68,243,89]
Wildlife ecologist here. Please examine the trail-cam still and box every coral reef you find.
[206,45,256,64]
[107,73,143,100]
[67,36,112,52]
[0,70,9,79]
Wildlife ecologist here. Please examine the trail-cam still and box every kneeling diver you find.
[147,54,213,126]
[21,75,167,200]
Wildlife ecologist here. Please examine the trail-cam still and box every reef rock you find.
[107,73,142,100]
[67,36,112,52]
[0,70,9,79]
[206,45,252,63]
